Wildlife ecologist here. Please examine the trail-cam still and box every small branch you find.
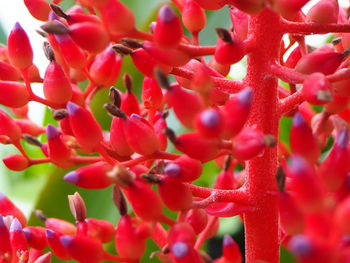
[269,63,307,84]
[194,216,217,250]
[119,151,180,167]
[278,91,304,115]
[170,67,245,94]
[282,20,350,34]
[188,184,250,204]
[177,44,216,57]
[192,192,221,209]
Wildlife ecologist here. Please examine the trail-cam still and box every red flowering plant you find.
[2,0,350,262]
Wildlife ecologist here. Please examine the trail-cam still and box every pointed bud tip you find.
[10,218,22,232]
[172,241,189,259]
[289,235,312,258]
[164,163,181,178]
[46,124,59,139]
[159,5,176,22]
[289,155,307,173]
[45,229,55,238]
[200,109,221,128]
[337,129,349,148]
[292,112,305,127]
[64,171,79,185]
[14,22,23,30]
[223,235,234,246]
[238,88,252,106]
[67,101,79,115]
[60,235,73,247]
[0,216,4,226]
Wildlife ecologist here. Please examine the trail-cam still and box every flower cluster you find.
[2,0,350,262]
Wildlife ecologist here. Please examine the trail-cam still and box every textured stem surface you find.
[244,9,281,263]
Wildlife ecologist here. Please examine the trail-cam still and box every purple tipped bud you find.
[67,101,79,115]
[164,163,181,178]
[159,5,176,22]
[223,235,234,246]
[336,129,349,148]
[45,229,55,239]
[0,216,5,227]
[60,235,73,247]
[34,252,52,263]
[10,218,22,232]
[200,109,221,128]
[46,124,59,139]
[130,113,142,120]
[48,11,60,21]
[64,171,79,185]
[14,22,23,31]
[23,227,31,240]
[0,192,5,200]
[292,113,305,127]
[289,235,312,258]
[289,155,307,174]
[237,87,252,106]
[172,241,189,259]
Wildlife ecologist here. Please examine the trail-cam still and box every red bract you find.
[0,194,26,226]
[164,155,202,182]
[2,154,29,171]
[67,102,103,150]
[182,0,206,33]
[7,23,33,69]
[64,162,113,189]
[215,29,246,65]
[154,5,183,48]
[23,0,50,21]
[306,0,339,24]
[302,73,332,105]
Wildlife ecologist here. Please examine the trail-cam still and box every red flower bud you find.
[142,77,163,109]
[286,155,326,213]
[54,34,87,69]
[215,29,246,65]
[89,47,122,86]
[67,102,103,150]
[43,61,72,104]
[2,154,29,171]
[110,117,134,157]
[232,128,266,160]
[23,226,47,250]
[222,235,242,263]
[279,192,304,235]
[184,208,208,234]
[159,177,192,211]
[0,194,26,226]
[229,7,248,41]
[122,180,163,221]
[123,114,160,155]
[222,87,252,138]
[319,129,350,191]
[154,5,183,48]
[46,124,72,165]
[115,215,147,259]
[45,230,71,260]
[98,0,135,36]
[69,22,109,54]
[143,41,190,67]
[10,218,28,255]
[332,77,350,97]
[8,23,33,69]
[130,48,171,77]
[215,170,236,190]
[0,81,29,108]
[86,218,115,243]
[0,216,12,256]
[64,162,113,189]
[302,73,332,105]
[182,0,206,33]
[168,222,196,249]
[306,0,339,24]
[175,132,220,162]
[272,0,310,19]
[290,113,320,163]
[166,84,204,129]
[285,46,302,68]
[195,108,224,138]
[120,75,140,116]
[24,0,50,21]
[15,119,44,137]
[0,61,20,81]
[164,155,202,182]
[44,217,76,235]
[59,235,104,263]
[295,50,346,75]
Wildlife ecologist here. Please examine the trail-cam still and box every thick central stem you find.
[244,9,282,263]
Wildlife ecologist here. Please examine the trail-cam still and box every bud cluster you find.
[2,0,350,262]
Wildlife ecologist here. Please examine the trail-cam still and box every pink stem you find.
[278,91,304,115]
[282,21,350,34]
[269,63,307,84]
